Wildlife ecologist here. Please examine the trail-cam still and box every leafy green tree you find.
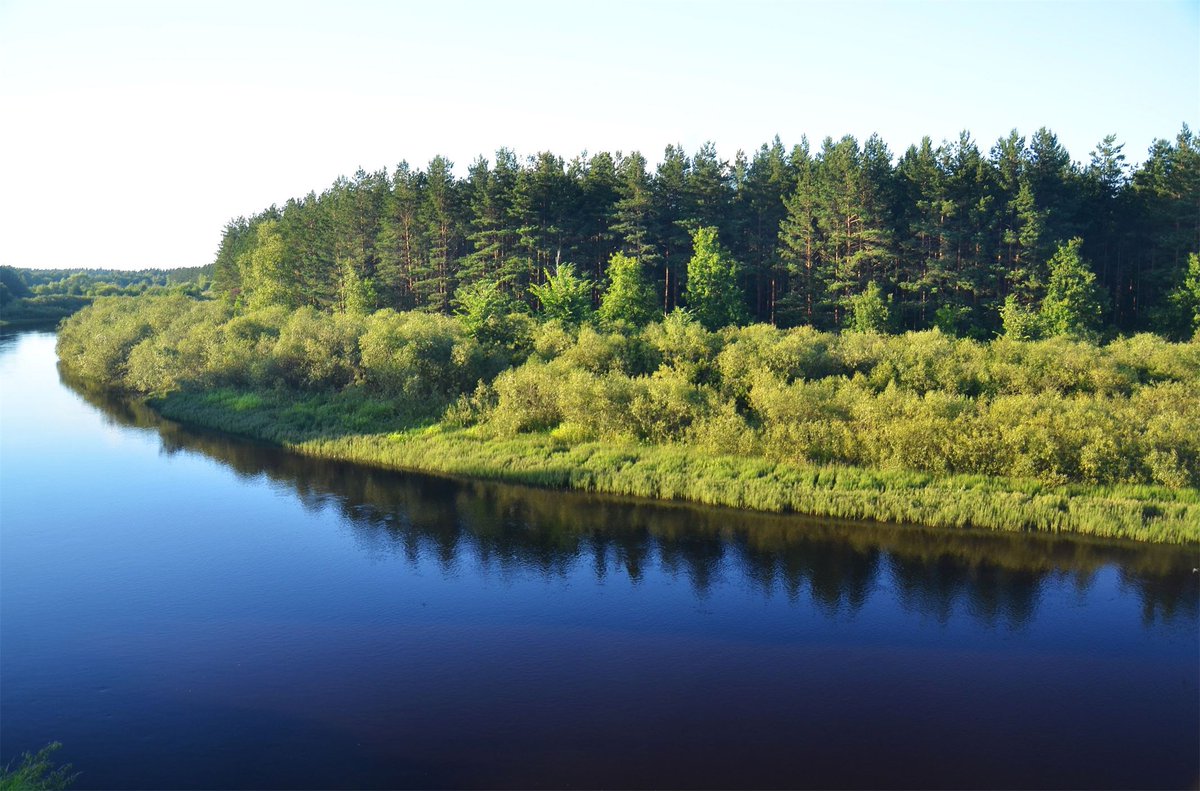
[1000,294,1041,340]
[0,265,31,307]
[599,252,657,327]
[1164,252,1200,337]
[239,219,296,310]
[529,263,593,324]
[338,257,377,314]
[1039,238,1107,338]
[933,304,972,336]
[453,279,515,337]
[180,128,1198,343]
[685,226,745,330]
[847,281,891,333]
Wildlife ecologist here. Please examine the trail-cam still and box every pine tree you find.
[810,135,894,327]
[459,156,499,284]
[280,192,336,308]
[777,140,823,326]
[1027,127,1082,279]
[651,144,693,312]
[575,151,620,284]
[1081,134,1130,323]
[513,151,576,304]
[377,161,425,311]
[688,142,733,236]
[934,132,995,333]
[894,137,943,328]
[612,151,657,265]
[739,137,791,322]
[1009,178,1045,302]
[416,156,460,312]
[329,169,386,311]
[1130,125,1200,329]
[212,216,253,299]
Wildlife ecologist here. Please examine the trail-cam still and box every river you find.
[1,329,1197,789]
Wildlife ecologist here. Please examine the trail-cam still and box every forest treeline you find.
[51,127,1200,541]
[212,127,1200,338]
[0,264,210,326]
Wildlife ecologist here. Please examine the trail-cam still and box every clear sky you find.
[1,0,1197,270]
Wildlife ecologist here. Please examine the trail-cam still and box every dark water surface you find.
[1,330,1197,789]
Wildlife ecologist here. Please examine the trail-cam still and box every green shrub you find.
[629,368,715,443]
[360,309,484,401]
[643,310,723,384]
[491,360,564,434]
[271,307,364,390]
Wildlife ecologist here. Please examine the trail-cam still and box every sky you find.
[1,0,1197,271]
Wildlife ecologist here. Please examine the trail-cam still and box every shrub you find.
[271,307,364,390]
[490,360,564,434]
[360,310,483,401]
[643,310,723,384]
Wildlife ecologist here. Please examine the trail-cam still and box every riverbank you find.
[0,296,88,328]
[152,387,1200,544]
[55,296,1200,544]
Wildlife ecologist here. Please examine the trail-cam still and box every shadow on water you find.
[66,373,1200,630]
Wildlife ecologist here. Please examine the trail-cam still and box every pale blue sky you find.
[1,0,1197,270]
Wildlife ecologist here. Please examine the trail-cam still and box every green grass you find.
[153,387,1200,545]
[0,744,77,791]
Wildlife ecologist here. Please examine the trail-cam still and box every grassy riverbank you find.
[152,386,1200,544]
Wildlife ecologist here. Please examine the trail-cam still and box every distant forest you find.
[210,126,1200,338]
[0,265,210,326]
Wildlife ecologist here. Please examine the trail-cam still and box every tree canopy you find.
[204,128,1199,338]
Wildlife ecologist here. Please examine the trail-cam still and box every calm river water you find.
[1,330,1197,789]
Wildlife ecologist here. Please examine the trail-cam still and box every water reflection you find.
[67,374,1199,630]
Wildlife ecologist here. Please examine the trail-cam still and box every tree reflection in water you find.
[72,378,1199,630]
